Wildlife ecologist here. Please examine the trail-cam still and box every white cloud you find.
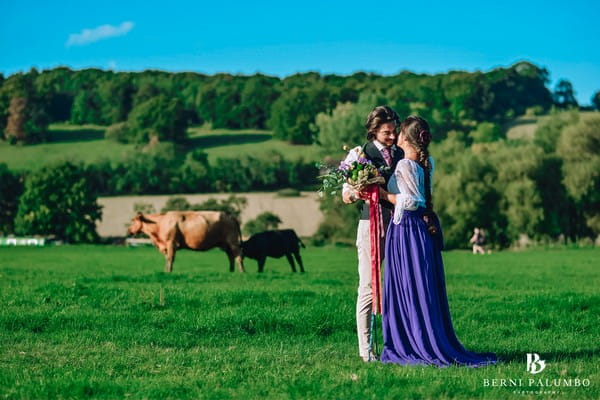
[66,21,134,47]
[107,60,117,70]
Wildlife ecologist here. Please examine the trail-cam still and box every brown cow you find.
[126,211,245,273]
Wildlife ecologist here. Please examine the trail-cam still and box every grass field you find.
[0,246,598,399]
[0,124,136,172]
[186,127,320,164]
[0,124,320,172]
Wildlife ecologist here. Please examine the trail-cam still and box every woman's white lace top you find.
[387,157,434,224]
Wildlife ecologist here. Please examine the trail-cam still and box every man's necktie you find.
[382,147,392,167]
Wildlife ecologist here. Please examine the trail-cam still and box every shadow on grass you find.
[497,349,599,362]
[510,117,537,126]
[504,118,538,130]
[47,128,106,143]
[185,133,271,149]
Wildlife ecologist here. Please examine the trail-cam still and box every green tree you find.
[533,154,579,240]
[236,74,279,129]
[127,95,188,143]
[439,71,475,124]
[112,143,180,194]
[34,67,74,122]
[14,162,102,242]
[592,90,600,111]
[195,83,217,125]
[179,149,212,193]
[133,202,156,215]
[190,195,248,221]
[553,79,578,108]
[5,97,28,142]
[70,89,103,125]
[171,72,206,115]
[315,93,386,153]
[534,109,579,153]
[2,72,49,143]
[0,163,23,235]
[159,195,248,221]
[132,82,163,108]
[315,102,367,153]
[196,76,244,128]
[468,122,503,143]
[557,115,600,235]
[211,77,244,128]
[491,144,546,242]
[313,194,360,246]
[434,148,505,248]
[269,84,334,144]
[104,122,131,143]
[243,212,282,236]
[98,75,134,124]
[431,136,548,248]
[502,179,544,239]
[485,62,552,121]
[161,196,192,212]
[0,75,6,134]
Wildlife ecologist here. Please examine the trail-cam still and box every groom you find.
[342,106,403,362]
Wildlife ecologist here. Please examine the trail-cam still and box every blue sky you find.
[1,0,599,104]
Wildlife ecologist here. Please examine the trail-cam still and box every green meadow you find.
[0,124,320,172]
[1,246,598,399]
[0,124,133,171]
[186,127,320,164]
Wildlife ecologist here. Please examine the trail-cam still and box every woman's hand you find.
[378,187,388,199]
[379,187,396,205]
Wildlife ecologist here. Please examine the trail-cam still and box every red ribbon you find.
[368,185,383,315]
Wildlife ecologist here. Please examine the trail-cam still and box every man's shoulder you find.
[362,141,379,158]
[343,146,363,162]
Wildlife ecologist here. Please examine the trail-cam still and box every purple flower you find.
[357,157,372,165]
[338,161,350,171]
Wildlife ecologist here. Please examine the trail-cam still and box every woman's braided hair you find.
[399,115,438,235]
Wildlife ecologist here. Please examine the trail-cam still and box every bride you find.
[377,115,497,367]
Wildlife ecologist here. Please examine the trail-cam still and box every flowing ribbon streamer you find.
[368,185,383,315]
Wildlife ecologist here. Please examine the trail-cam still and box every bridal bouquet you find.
[318,147,385,196]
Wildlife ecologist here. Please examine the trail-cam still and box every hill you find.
[0,124,321,172]
[4,111,600,172]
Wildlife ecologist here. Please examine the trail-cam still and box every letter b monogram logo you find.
[526,353,546,374]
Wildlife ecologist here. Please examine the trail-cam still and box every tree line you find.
[3,62,596,145]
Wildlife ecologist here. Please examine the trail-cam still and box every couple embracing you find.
[342,106,497,367]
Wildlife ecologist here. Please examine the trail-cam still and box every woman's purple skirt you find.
[380,208,497,367]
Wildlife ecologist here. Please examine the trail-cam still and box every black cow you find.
[241,229,305,272]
